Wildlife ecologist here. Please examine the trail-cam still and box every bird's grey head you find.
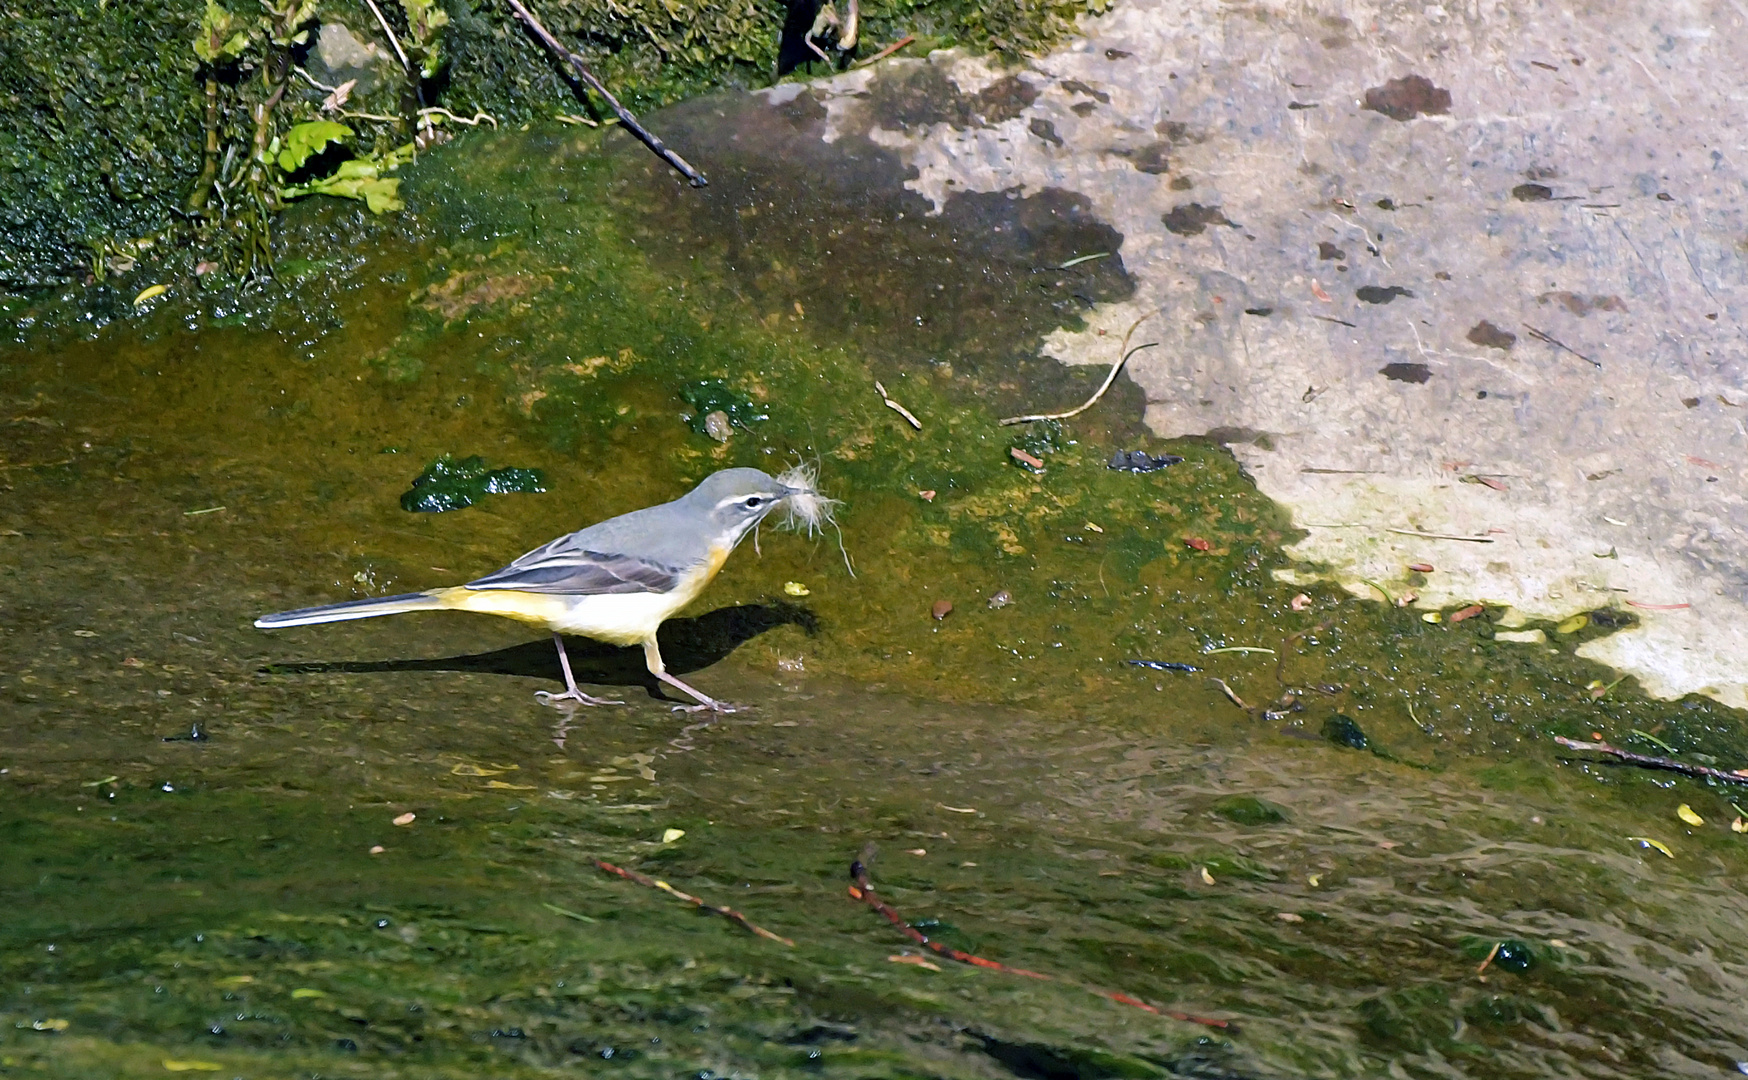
[682,468,798,543]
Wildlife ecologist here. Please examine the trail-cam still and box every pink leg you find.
[535,633,624,708]
[644,638,737,713]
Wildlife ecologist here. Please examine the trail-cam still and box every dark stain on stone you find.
[1168,176,1193,191]
[1287,101,1319,110]
[1127,142,1171,174]
[1466,320,1516,350]
[1244,307,1273,316]
[1362,74,1452,120]
[1104,48,1131,60]
[1155,119,1197,143]
[1683,396,1702,408]
[1070,101,1098,117]
[1317,241,1346,261]
[1512,183,1554,201]
[1029,118,1063,146]
[1060,79,1110,103]
[1380,362,1432,383]
[867,64,1040,131]
[1376,198,1398,210]
[1538,291,1626,316]
[1356,285,1413,304]
[609,88,1138,423]
[1162,203,1233,236]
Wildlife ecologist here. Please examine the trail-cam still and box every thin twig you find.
[874,380,922,429]
[1522,324,1600,368]
[1208,677,1250,711]
[361,0,415,76]
[1553,736,1748,786]
[847,854,1231,1027]
[506,0,707,187]
[1384,528,1496,543]
[857,34,915,66]
[1000,314,1158,425]
[596,860,794,944]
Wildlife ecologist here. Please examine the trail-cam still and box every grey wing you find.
[465,535,683,595]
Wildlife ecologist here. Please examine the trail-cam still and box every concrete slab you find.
[782,0,1748,708]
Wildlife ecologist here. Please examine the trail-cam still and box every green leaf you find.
[276,121,352,173]
[194,0,252,62]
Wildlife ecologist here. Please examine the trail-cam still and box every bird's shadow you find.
[260,602,818,702]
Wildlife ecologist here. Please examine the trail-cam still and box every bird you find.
[254,466,836,712]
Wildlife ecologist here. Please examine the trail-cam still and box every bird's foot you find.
[536,688,625,709]
[671,698,740,715]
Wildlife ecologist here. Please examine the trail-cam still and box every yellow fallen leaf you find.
[485,780,536,790]
[887,954,942,971]
[1677,804,1704,826]
[162,1061,222,1072]
[904,848,926,856]
[938,804,978,814]
[30,1019,69,1031]
[214,976,254,987]
[132,284,168,307]
[1556,614,1589,634]
[1420,611,1441,623]
[1627,836,1674,858]
[1307,874,1321,887]
[451,762,517,776]
[1200,866,1216,885]
[661,828,685,844]
[783,581,810,596]
[290,988,326,999]
[1734,817,1747,834]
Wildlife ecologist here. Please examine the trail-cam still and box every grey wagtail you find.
[255,466,836,712]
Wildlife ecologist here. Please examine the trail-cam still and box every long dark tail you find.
[254,592,443,629]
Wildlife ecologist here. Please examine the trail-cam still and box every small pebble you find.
[369,845,385,854]
[931,599,953,620]
[393,812,416,827]
[702,410,733,442]
[1200,866,1216,885]
[918,489,936,501]
[1185,536,1211,551]
[1290,593,1311,611]
[986,590,1012,609]
[1276,912,1304,923]
[904,848,926,856]
[1408,562,1434,573]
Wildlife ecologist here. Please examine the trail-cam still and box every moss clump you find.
[0,0,1107,300]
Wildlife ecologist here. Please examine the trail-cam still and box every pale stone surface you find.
[781,0,1748,707]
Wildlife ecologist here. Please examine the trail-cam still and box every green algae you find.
[401,453,548,512]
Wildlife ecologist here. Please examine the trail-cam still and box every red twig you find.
[596,860,794,945]
[1553,736,1748,787]
[847,857,1230,1028]
[858,34,915,66]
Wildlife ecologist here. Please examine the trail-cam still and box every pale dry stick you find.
[1208,677,1250,711]
[361,0,415,76]
[418,106,499,128]
[874,380,922,429]
[1000,313,1159,425]
[1384,527,1496,544]
[506,0,707,187]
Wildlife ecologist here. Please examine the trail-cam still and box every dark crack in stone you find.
[1380,362,1433,383]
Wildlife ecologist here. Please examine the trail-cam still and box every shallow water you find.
[4,89,1748,1079]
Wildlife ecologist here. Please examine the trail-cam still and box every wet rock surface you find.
[777,5,1748,709]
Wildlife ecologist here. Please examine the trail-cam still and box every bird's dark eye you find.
[744,497,762,508]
